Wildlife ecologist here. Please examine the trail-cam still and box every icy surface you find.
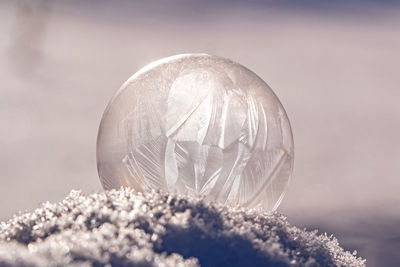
[97,54,294,212]
[0,189,365,267]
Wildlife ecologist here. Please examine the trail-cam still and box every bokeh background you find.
[1,0,399,266]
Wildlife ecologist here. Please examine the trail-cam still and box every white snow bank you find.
[0,188,365,267]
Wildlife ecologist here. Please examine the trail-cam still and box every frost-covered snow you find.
[0,189,365,267]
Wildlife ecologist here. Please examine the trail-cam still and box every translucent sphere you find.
[97,54,293,211]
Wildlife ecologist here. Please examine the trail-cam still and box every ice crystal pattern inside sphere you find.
[97,54,294,211]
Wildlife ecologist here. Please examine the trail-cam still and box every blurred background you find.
[1,0,399,266]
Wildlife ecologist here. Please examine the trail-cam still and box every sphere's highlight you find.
[97,54,293,211]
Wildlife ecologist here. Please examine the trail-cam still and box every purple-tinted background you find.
[1,1,399,266]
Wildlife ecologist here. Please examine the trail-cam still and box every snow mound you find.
[0,188,365,267]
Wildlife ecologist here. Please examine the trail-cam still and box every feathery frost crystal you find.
[97,54,293,211]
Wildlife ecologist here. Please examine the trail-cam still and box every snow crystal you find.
[0,188,365,267]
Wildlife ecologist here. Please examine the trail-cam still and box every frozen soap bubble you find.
[97,54,294,212]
